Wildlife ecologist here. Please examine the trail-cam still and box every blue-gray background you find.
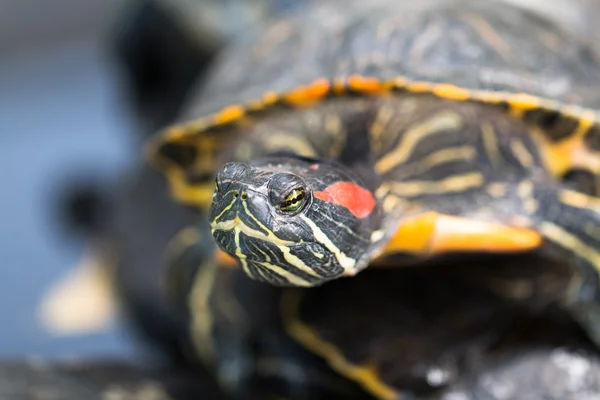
[0,1,138,359]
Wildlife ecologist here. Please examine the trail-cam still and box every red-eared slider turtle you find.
[38,1,600,399]
[148,0,600,348]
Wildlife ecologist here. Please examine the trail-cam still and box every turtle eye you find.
[280,188,306,213]
[214,177,220,192]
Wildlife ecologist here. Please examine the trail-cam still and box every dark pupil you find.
[280,189,305,211]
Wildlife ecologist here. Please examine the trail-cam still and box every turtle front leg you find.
[380,210,543,256]
[379,180,600,347]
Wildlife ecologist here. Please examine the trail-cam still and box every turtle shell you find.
[185,0,600,116]
[148,0,600,208]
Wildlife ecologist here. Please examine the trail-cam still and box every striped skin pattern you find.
[209,156,379,287]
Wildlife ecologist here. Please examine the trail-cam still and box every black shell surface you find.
[179,0,600,122]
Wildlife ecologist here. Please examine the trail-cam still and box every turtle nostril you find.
[241,192,248,200]
[234,190,239,198]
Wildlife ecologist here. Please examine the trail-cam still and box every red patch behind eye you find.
[314,181,375,219]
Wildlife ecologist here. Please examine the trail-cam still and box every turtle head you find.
[209,155,380,287]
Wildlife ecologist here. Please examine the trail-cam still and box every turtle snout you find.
[219,162,253,181]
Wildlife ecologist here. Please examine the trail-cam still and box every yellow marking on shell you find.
[573,111,596,137]
[300,215,358,275]
[214,105,246,125]
[506,93,543,111]
[347,75,388,94]
[510,138,535,168]
[394,146,476,180]
[375,111,464,174]
[147,74,600,212]
[487,182,508,198]
[507,106,525,119]
[481,122,502,167]
[539,222,600,274]
[333,77,346,95]
[149,77,600,156]
[282,292,398,400]
[283,79,331,105]
[405,81,434,93]
[471,91,506,105]
[388,172,484,197]
[529,110,600,177]
[162,126,187,141]
[431,84,472,100]
[261,91,279,106]
[393,76,407,86]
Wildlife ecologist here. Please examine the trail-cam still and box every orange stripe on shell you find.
[145,75,600,208]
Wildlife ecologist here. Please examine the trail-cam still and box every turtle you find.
[39,1,600,399]
[147,0,600,350]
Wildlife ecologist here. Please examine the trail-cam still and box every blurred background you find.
[1,0,600,363]
[0,0,137,359]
